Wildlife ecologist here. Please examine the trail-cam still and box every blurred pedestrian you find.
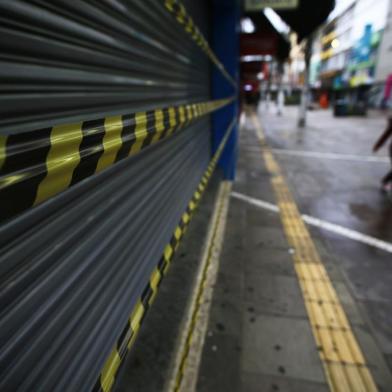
[373,74,392,192]
[277,89,284,116]
[319,92,329,109]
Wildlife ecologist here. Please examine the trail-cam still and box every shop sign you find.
[245,0,298,11]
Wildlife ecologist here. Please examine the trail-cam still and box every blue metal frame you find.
[211,0,240,180]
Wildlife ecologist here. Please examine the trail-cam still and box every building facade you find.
[310,0,391,106]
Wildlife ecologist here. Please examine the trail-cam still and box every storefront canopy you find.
[241,12,290,61]
[243,0,335,41]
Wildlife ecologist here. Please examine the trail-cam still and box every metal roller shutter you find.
[0,0,212,132]
[0,0,234,391]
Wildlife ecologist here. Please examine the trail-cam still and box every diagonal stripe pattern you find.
[164,0,236,87]
[92,119,236,392]
[0,98,232,223]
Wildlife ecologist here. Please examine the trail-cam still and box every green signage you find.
[245,0,299,10]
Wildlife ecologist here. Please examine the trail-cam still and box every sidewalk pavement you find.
[113,106,392,392]
[260,105,392,371]
[195,107,392,391]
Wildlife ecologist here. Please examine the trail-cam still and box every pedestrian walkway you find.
[113,107,392,392]
[194,108,392,391]
[260,105,392,369]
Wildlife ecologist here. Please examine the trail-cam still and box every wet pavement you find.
[196,106,392,391]
[259,106,392,371]
[114,106,392,391]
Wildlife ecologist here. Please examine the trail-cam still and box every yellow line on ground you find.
[251,111,378,392]
[0,135,6,170]
[167,181,232,392]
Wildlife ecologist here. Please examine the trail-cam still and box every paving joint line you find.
[250,110,378,392]
[167,181,232,392]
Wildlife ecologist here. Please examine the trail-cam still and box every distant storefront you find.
[344,24,380,88]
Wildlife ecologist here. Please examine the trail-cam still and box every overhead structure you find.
[240,0,334,108]
[276,0,335,40]
[241,12,291,61]
[244,0,335,40]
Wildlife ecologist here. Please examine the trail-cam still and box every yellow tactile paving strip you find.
[251,111,378,392]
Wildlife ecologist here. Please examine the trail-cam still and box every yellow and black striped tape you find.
[92,119,236,392]
[164,0,236,87]
[0,98,232,223]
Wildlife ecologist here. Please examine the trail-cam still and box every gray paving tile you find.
[242,314,326,383]
[247,227,289,251]
[241,372,329,392]
[244,274,308,318]
[386,354,392,375]
[352,325,392,391]
[208,297,242,337]
[245,206,283,228]
[245,248,297,277]
[332,281,366,327]
[358,299,392,355]
[197,333,241,392]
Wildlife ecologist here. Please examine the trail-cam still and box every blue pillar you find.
[211,0,240,180]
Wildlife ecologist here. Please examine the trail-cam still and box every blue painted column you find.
[211,0,240,180]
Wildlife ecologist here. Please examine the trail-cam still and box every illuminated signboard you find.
[245,0,299,10]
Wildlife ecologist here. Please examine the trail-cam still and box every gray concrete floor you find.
[260,106,392,371]
[196,107,392,391]
[113,176,222,392]
[114,106,392,392]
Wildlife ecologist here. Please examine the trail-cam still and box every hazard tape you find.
[0,98,232,224]
[92,118,236,392]
[172,180,231,392]
[164,0,236,87]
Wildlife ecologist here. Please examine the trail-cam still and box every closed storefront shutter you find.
[0,0,234,391]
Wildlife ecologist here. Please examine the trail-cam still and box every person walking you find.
[373,74,392,192]
[373,117,392,192]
